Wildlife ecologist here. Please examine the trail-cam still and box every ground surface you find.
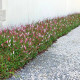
[8,26,80,80]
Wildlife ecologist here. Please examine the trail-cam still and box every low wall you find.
[1,0,80,28]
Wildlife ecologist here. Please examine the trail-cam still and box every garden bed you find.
[0,13,80,79]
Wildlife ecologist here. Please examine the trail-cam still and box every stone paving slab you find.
[8,26,80,80]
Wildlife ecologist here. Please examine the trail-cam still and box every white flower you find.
[9,39,11,43]
[13,51,14,54]
[44,29,46,33]
[8,44,11,47]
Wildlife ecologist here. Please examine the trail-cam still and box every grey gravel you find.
[8,26,80,80]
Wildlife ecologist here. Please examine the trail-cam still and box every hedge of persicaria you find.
[0,13,80,79]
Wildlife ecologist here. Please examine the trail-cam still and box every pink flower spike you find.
[12,28,15,31]
[5,41,8,44]
[29,38,31,42]
[0,30,2,34]
[25,38,28,43]
[29,52,31,54]
[20,39,23,43]
[23,51,28,53]
[25,33,27,36]
[1,43,3,47]
[4,29,7,33]
[54,27,56,30]
[19,34,23,37]
[24,45,26,50]
[54,21,57,24]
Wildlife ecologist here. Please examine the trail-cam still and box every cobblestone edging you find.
[8,26,80,80]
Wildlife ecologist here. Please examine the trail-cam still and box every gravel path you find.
[8,26,80,80]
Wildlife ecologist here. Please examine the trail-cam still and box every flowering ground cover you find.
[0,13,80,79]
